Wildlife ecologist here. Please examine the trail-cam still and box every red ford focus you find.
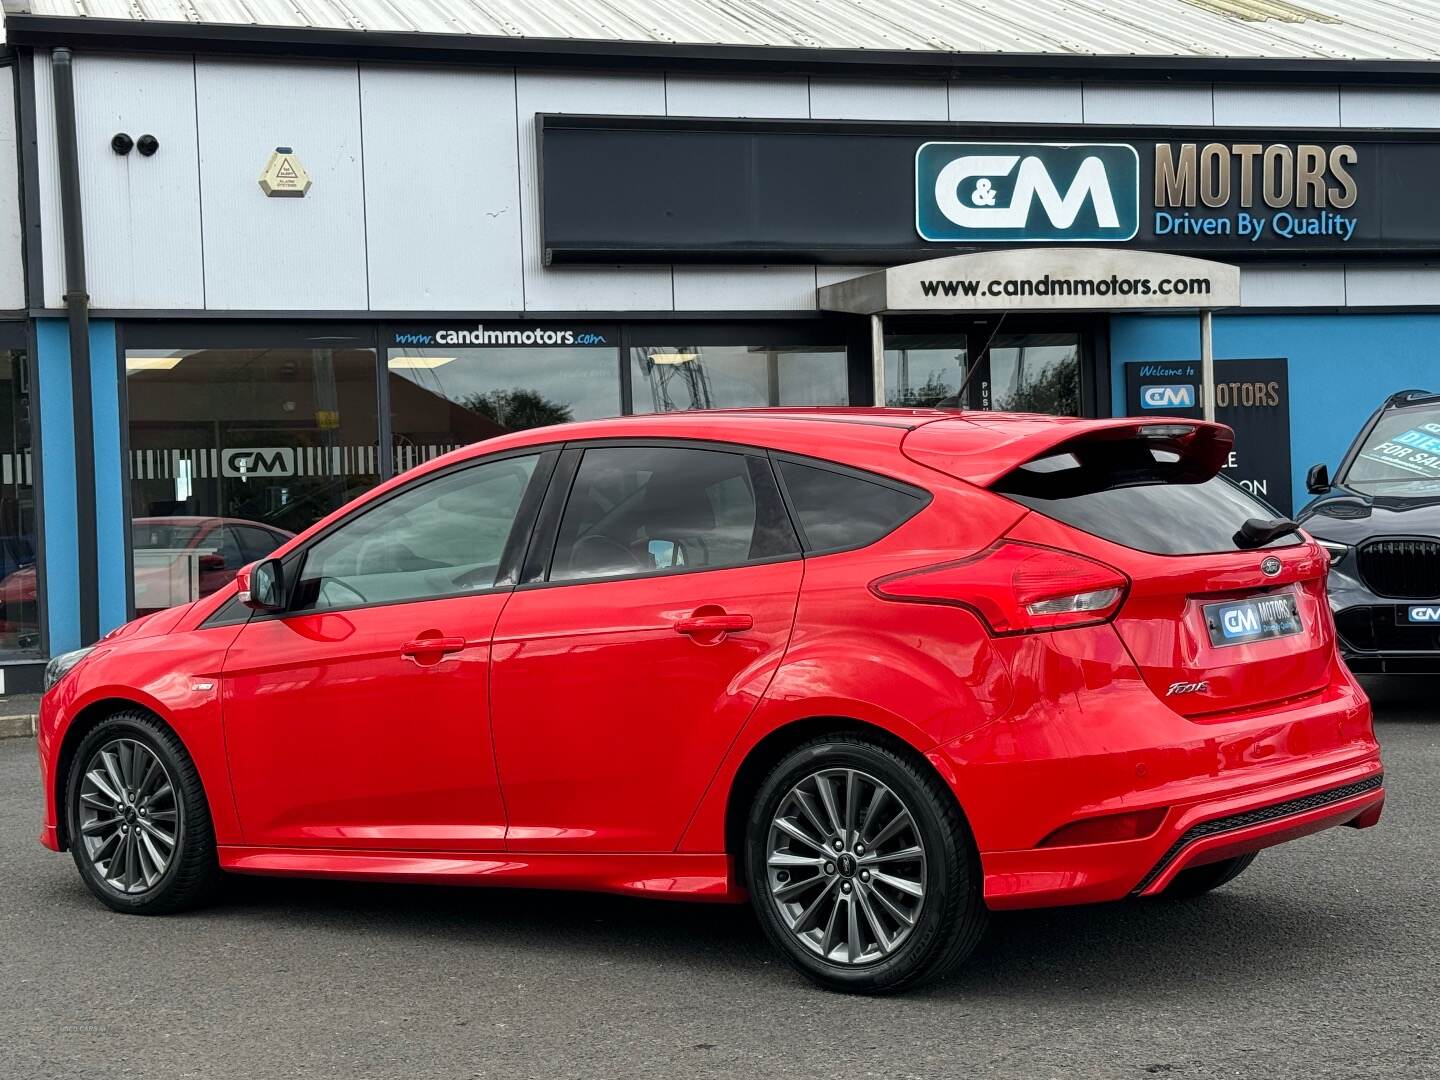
[35,409,1383,993]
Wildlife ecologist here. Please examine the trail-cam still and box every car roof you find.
[1383,389,1440,409]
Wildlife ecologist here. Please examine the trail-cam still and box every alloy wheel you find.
[77,738,179,895]
[765,767,927,965]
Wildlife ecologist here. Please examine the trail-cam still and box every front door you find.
[491,443,804,853]
[221,452,550,851]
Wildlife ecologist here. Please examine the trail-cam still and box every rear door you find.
[490,442,803,852]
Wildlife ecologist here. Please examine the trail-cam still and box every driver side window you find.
[292,454,539,612]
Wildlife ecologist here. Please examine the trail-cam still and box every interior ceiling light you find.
[388,356,458,370]
[125,356,184,371]
[649,352,699,365]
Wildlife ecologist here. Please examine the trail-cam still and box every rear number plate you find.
[1204,594,1303,647]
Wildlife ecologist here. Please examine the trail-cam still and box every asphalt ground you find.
[1,677,1435,1080]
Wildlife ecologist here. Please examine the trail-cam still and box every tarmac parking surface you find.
[1,677,1435,1079]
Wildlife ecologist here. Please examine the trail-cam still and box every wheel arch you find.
[53,697,179,850]
[721,715,970,864]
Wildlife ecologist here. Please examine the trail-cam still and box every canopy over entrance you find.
[818,248,1239,422]
[816,248,1240,315]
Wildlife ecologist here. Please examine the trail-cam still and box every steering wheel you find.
[568,534,643,578]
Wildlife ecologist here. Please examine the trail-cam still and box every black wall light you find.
[110,133,160,156]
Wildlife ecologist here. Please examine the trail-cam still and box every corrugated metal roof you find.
[6,0,1440,62]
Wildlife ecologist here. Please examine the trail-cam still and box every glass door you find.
[884,323,1086,416]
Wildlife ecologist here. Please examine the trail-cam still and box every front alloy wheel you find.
[747,735,987,994]
[77,737,179,894]
[766,768,927,965]
[67,710,221,914]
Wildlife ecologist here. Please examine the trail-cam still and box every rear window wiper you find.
[1233,517,1301,550]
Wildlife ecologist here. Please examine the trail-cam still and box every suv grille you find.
[1356,539,1440,599]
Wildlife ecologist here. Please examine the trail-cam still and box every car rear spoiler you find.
[901,415,1235,488]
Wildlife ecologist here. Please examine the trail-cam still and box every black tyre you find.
[65,709,221,915]
[745,734,987,994]
[1162,853,1257,900]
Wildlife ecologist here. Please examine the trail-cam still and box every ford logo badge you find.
[1261,556,1282,576]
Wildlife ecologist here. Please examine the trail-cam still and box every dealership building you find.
[0,0,1438,690]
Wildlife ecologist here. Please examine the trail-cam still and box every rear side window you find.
[777,459,929,553]
[994,443,1300,555]
[549,446,797,582]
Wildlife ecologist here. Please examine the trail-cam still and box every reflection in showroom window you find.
[387,345,620,471]
[629,345,848,413]
[885,336,968,408]
[0,348,40,652]
[988,333,1081,416]
[125,347,379,614]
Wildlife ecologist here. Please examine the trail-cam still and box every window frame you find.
[238,445,561,622]
[517,437,803,592]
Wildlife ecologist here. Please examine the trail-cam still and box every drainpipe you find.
[51,47,100,646]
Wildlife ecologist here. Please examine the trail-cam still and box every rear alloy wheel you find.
[1162,853,1257,900]
[66,710,221,914]
[747,735,986,994]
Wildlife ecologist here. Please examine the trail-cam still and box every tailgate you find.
[918,414,1336,717]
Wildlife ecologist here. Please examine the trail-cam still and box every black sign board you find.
[539,115,1440,264]
[1123,358,1293,516]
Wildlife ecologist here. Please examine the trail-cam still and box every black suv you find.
[1300,389,1440,674]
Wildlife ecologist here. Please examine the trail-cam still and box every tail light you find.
[872,541,1129,635]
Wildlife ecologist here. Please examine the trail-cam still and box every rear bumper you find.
[979,762,1383,910]
[933,625,1383,911]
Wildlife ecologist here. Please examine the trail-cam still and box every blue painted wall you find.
[1111,313,1440,513]
[34,317,127,654]
[34,319,78,655]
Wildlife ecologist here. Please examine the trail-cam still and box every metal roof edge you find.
[8,13,1440,85]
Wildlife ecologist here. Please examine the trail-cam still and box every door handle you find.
[674,613,753,637]
[400,635,467,659]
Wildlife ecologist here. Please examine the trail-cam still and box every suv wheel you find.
[746,734,987,994]
[66,710,221,914]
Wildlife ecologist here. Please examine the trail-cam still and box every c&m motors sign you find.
[916,143,1140,243]
[538,116,1440,262]
[918,138,1365,247]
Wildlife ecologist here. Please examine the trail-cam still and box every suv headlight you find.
[1314,538,1350,565]
[44,647,94,691]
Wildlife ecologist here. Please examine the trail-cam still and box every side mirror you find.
[1306,463,1331,495]
[236,557,285,612]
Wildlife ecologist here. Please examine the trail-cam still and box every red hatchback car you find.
[36,409,1384,993]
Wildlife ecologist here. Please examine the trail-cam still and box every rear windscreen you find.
[993,441,1301,555]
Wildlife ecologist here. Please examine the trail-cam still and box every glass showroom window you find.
[387,344,620,471]
[125,347,379,615]
[988,333,1081,416]
[885,336,968,408]
[0,348,39,652]
[629,345,848,413]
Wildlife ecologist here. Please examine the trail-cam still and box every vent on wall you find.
[1181,0,1341,22]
